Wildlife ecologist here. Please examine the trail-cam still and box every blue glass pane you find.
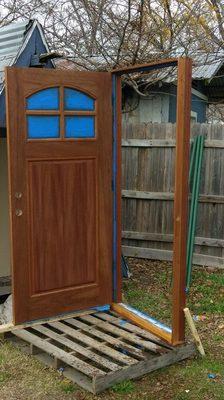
[27,88,59,110]
[64,88,94,111]
[27,116,60,138]
[65,116,95,138]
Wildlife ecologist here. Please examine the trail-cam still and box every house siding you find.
[0,26,53,132]
[169,85,207,123]
[123,83,207,125]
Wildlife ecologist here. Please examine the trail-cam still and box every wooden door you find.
[6,67,113,324]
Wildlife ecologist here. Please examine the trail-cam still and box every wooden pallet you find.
[7,310,195,393]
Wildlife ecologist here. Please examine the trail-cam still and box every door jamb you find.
[111,57,192,346]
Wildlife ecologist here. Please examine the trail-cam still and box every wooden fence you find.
[121,122,224,268]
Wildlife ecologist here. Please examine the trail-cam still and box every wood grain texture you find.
[112,58,178,75]
[5,67,113,324]
[172,57,192,345]
[112,303,172,344]
[28,158,97,293]
[121,123,224,266]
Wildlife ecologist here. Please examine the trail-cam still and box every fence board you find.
[122,122,224,267]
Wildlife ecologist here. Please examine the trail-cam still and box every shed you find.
[0,19,54,136]
[0,19,53,289]
[122,53,224,124]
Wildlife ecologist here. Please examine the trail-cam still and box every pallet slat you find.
[64,317,145,359]
[96,312,172,348]
[8,309,196,394]
[80,314,164,353]
[33,325,120,372]
[50,321,138,365]
[13,329,106,377]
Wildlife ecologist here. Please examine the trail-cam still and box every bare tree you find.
[0,0,223,69]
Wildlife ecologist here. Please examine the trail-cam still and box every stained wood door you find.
[6,67,113,324]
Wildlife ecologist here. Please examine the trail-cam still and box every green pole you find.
[189,137,198,188]
[186,136,200,280]
[186,135,205,289]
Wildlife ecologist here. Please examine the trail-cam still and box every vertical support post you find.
[112,75,122,302]
[172,57,192,345]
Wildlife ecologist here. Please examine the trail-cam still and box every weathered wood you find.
[122,245,224,268]
[8,308,195,394]
[64,317,144,359]
[0,308,96,334]
[112,303,172,344]
[122,122,224,265]
[50,320,138,365]
[122,139,224,148]
[122,190,224,204]
[95,312,171,347]
[122,231,224,248]
[80,314,164,353]
[32,325,121,371]
[184,308,205,357]
[94,343,195,393]
[13,329,106,377]
[122,139,176,147]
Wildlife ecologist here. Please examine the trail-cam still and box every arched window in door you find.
[26,87,95,139]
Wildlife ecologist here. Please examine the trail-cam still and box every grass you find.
[0,258,223,399]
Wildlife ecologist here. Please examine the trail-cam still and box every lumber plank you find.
[112,303,172,344]
[13,329,106,377]
[64,317,145,359]
[122,246,224,268]
[122,139,224,149]
[32,325,120,372]
[0,309,96,334]
[94,343,195,393]
[122,190,224,204]
[80,315,163,353]
[49,321,138,365]
[122,139,176,147]
[122,231,224,248]
[95,312,172,348]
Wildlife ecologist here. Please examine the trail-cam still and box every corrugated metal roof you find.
[0,20,30,88]
[138,53,224,87]
[192,53,224,79]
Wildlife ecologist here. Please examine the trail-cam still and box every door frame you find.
[111,57,192,346]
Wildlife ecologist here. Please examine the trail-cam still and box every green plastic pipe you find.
[186,136,201,288]
[186,135,204,289]
[189,137,198,188]
[186,136,200,275]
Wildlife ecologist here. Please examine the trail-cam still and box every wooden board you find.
[8,308,195,393]
[5,68,113,324]
[121,122,224,267]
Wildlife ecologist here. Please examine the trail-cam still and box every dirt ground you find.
[0,258,223,400]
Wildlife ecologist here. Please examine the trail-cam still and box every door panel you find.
[5,68,112,324]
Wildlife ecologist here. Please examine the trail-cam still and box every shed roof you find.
[0,20,50,94]
[137,52,224,85]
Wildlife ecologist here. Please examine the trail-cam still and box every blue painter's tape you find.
[119,303,172,334]
[91,304,110,312]
[119,319,127,326]
[112,75,117,301]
